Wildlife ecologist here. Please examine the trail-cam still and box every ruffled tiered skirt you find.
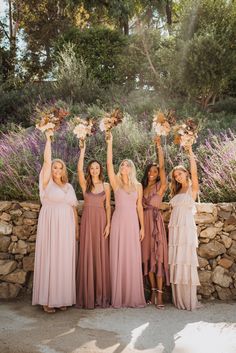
[168,207,200,310]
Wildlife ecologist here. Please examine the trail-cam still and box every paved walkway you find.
[0,298,236,353]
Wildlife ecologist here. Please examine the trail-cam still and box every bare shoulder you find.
[104,182,111,191]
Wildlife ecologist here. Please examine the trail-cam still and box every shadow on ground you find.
[0,297,236,353]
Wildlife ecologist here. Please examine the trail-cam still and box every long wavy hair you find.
[117,159,139,189]
[85,160,104,192]
[141,163,160,189]
[170,165,190,198]
[51,159,68,184]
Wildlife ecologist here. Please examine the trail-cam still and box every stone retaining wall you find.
[0,200,236,301]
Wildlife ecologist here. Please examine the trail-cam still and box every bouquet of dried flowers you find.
[99,108,123,140]
[35,103,69,136]
[73,116,95,148]
[152,109,177,136]
[174,118,198,149]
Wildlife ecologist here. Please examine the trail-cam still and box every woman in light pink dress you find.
[141,137,169,309]
[106,132,146,308]
[76,142,111,309]
[168,145,200,310]
[32,130,79,313]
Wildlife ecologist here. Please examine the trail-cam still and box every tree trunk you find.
[166,0,172,26]
[8,0,17,76]
[119,16,129,35]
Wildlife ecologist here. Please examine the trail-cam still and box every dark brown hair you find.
[85,160,104,192]
[141,163,160,189]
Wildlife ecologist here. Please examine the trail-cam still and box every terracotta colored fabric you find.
[76,191,110,309]
[142,183,170,285]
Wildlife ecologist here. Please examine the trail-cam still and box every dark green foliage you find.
[56,27,130,86]
[0,83,55,131]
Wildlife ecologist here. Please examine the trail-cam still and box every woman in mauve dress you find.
[76,142,111,309]
[168,145,200,310]
[32,130,79,313]
[106,132,146,308]
[141,136,169,309]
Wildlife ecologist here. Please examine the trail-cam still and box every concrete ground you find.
[0,298,236,353]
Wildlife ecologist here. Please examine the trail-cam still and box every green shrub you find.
[53,43,101,104]
[56,26,130,86]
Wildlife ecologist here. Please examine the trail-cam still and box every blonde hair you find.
[170,165,190,198]
[51,159,68,184]
[117,159,139,189]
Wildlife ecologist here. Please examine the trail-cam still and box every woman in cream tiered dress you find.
[168,145,200,310]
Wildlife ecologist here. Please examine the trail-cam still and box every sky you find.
[0,0,6,18]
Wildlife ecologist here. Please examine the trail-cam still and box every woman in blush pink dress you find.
[141,136,169,309]
[76,142,111,309]
[168,145,200,310]
[32,130,79,313]
[106,132,146,308]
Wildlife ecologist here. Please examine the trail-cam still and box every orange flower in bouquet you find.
[152,109,177,136]
[174,118,198,149]
[35,103,69,136]
[99,108,123,140]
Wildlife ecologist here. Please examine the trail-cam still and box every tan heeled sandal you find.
[43,305,56,313]
[147,287,157,305]
[156,289,165,309]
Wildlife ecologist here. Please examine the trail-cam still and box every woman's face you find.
[52,162,63,179]
[120,161,131,176]
[148,166,159,182]
[89,162,101,177]
[173,169,187,184]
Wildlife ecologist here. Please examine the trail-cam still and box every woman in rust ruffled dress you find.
[141,136,169,309]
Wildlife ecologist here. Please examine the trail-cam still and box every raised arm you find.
[41,130,53,189]
[103,183,111,239]
[106,132,118,191]
[137,183,145,241]
[155,136,167,197]
[77,142,87,194]
[187,145,199,201]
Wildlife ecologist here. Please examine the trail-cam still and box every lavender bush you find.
[1,116,235,202]
[198,130,236,202]
[0,125,80,201]
[0,113,154,201]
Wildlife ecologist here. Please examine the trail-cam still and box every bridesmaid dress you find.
[142,183,169,284]
[168,187,200,310]
[110,188,146,308]
[32,173,78,307]
[76,188,110,308]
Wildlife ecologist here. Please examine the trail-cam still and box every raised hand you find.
[45,129,54,140]
[154,135,161,147]
[106,130,112,143]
